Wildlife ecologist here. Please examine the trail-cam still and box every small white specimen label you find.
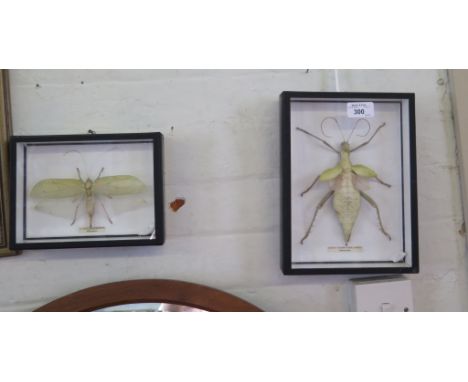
[328,246,363,253]
[347,102,374,118]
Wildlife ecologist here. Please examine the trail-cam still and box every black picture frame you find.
[10,132,165,250]
[281,91,418,274]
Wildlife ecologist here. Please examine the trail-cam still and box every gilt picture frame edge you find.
[0,69,18,257]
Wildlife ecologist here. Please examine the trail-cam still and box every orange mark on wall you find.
[170,198,186,212]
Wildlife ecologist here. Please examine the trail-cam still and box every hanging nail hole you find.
[35,84,40,88]
[81,81,84,85]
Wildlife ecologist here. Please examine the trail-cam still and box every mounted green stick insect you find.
[297,117,391,246]
[30,168,146,232]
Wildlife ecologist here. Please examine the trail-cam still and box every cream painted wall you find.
[0,69,466,311]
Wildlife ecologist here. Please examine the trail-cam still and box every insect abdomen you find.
[333,171,360,244]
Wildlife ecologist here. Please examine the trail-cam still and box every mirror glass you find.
[96,303,207,312]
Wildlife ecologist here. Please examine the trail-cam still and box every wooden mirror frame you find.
[35,279,262,312]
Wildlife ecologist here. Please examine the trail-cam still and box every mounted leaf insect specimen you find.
[297,117,391,246]
[280,92,418,274]
[10,133,165,250]
[30,166,147,233]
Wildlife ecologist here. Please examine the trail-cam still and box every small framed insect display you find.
[281,92,418,274]
[10,132,164,250]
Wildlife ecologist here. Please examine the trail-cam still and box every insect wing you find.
[30,178,84,199]
[351,174,371,191]
[102,192,153,215]
[319,165,343,181]
[93,175,146,196]
[34,197,83,220]
[351,164,377,178]
[94,175,152,217]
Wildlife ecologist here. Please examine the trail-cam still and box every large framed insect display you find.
[281,92,418,274]
[10,132,164,250]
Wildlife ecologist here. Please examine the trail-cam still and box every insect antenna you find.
[296,127,339,153]
[321,117,346,142]
[64,150,90,178]
[347,118,371,142]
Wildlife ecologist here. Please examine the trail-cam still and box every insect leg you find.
[70,195,84,226]
[296,127,339,153]
[95,167,104,181]
[375,176,391,188]
[300,190,334,245]
[98,200,114,224]
[350,122,386,152]
[76,168,84,182]
[300,175,320,197]
[352,164,391,188]
[360,191,391,240]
